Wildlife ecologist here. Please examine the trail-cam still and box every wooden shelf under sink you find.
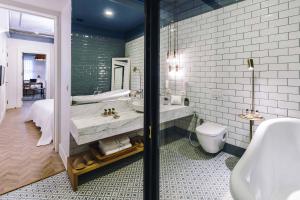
[67,141,144,191]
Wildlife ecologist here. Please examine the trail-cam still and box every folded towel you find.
[118,135,130,145]
[99,141,131,154]
[98,138,119,152]
[101,143,132,156]
[99,141,118,153]
[98,135,132,155]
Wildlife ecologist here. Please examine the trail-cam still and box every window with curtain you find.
[23,57,34,80]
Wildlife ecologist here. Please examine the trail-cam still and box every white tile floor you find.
[0,136,238,200]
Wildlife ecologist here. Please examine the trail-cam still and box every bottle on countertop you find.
[163,97,169,105]
[103,109,108,116]
[246,109,249,115]
[184,98,189,106]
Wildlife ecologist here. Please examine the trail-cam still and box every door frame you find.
[19,50,51,104]
[0,2,60,152]
[144,0,160,200]
[111,57,131,90]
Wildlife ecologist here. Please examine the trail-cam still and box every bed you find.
[25,99,54,146]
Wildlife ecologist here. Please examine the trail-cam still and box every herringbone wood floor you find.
[0,101,65,195]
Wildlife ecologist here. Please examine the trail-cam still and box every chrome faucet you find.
[136,89,144,99]
[132,67,143,99]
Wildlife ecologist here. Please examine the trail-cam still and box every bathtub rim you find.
[230,117,300,200]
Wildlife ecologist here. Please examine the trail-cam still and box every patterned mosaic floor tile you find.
[0,138,239,200]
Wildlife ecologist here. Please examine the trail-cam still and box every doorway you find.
[22,53,47,101]
[0,6,64,195]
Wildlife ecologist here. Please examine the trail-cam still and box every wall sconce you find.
[239,58,264,141]
[247,58,255,111]
[247,58,254,70]
[166,21,179,73]
[132,66,142,92]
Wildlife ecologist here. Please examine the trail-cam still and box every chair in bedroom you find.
[23,80,46,99]
[33,83,46,99]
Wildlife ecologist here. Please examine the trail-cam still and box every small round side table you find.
[239,113,264,141]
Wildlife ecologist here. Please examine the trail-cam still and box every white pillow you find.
[170,95,182,105]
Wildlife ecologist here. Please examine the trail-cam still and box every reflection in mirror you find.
[111,58,130,91]
[70,0,143,105]
[114,66,124,89]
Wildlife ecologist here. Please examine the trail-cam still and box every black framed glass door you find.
[143,0,160,200]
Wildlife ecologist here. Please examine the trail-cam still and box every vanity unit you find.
[68,99,193,190]
[70,100,193,145]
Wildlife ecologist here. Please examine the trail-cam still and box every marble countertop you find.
[70,100,194,145]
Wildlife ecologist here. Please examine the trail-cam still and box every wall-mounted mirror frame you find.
[111,58,130,90]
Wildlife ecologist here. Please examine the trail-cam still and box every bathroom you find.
[68,0,300,198]
[1,0,300,199]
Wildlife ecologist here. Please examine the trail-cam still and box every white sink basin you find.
[131,100,144,113]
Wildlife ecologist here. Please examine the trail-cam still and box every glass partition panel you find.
[157,0,293,199]
[70,1,145,199]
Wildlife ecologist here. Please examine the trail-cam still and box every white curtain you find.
[23,58,34,80]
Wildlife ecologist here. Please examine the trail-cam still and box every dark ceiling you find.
[72,0,144,32]
[72,0,244,40]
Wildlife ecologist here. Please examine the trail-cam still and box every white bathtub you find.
[230,118,300,200]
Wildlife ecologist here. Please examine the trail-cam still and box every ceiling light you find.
[104,9,114,17]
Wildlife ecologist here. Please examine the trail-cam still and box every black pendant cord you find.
[144,0,160,200]
[173,22,176,57]
[167,22,170,61]
[169,23,171,58]
[252,69,255,111]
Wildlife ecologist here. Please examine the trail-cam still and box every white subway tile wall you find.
[126,0,300,149]
[125,37,144,91]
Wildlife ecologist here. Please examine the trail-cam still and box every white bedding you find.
[26,99,54,146]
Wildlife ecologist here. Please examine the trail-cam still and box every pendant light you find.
[166,0,180,73]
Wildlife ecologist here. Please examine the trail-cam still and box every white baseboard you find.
[59,144,68,169]
[0,109,5,125]
[0,114,4,124]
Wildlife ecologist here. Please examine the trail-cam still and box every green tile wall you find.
[71,33,125,96]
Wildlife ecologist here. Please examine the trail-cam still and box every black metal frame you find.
[144,0,160,200]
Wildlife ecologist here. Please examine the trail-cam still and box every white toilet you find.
[195,121,227,154]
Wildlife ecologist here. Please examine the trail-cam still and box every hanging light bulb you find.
[166,51,170,64]
[166,23,171,68]
[247,58,254,70]
[167,21,181,75]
